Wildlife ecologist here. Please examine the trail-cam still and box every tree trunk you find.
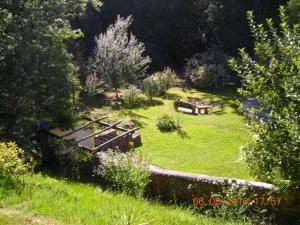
[115,87,119,100]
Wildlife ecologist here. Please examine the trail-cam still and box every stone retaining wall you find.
[147,165,300,217]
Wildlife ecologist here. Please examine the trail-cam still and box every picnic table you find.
[187,97,211,114]
[195,104,211,114]
[174,97,223,115]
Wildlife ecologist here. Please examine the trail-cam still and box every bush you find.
[84,73,104,96]
[123,85,142,108]
[142,76,158,100]
[189,64,228,89]
[142,67,179,99]
[53,108,78,130]
[185,46,231,89]
[95,150,150,197]
[200,185,274,224]
[155,67,179,95]
[157,114,177,132]
[0,142,27,187]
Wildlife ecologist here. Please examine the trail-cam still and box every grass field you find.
[86,87,252,180]
[0,174,248,225]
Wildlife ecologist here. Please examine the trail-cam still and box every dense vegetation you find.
[229,7,300,190]
[0,0,299,224]
[0,0,100,144]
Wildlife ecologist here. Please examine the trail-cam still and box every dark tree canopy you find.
[0,0,101,138]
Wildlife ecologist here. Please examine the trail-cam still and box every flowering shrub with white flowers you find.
[95,150,150,197]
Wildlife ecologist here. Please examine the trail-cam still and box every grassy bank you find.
[0,174,248,225]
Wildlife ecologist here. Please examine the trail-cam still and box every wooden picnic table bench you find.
[195,104,211,114]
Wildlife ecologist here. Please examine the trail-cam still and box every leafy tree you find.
[229,7,300,189]
[0,1,101,138]
[89,15,151,98]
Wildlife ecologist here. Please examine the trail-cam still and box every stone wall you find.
[147,165,300,217]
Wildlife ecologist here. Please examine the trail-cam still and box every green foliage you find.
[157,114,177,132]
[0,142,27,187]
[123,85,142,109]
[95,150,150,197]
[53,108,79,130]
[142,67,179,99]
[185,47,231,89]
[155,67,180,95]
[204,185,274,224]
[84,74,105,96]
[0,0,100,136]
[229,8,300,189]
[142,75,158,100]
[189,64,228,90]
[89,15,151,93]
[287,0,300,24]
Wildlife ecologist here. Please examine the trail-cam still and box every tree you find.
[229,7,300,189]
[89,15,151,98]
[0,1,101,138]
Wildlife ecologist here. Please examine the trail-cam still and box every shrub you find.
[189,64,228,89]
[142,76,158,100]
[185,46,231,89]
[0,142,27,187]
[155,67,179,95]
[157,114,177,132]
[53,108,78,130]
[142,67,179,99]
[123,85,142,108]
[198,185,274,224]
[84,73,104,96]
[95,150,150,197]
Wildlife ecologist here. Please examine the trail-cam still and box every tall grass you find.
[0,174,249,225]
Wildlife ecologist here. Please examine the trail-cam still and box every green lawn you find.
[0,174,248,225]
[86,87,252,180]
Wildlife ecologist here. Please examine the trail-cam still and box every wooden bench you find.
[174,100,198,115]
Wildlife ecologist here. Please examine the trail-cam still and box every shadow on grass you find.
[176,129,190,139]
[181,86,242,115]
[141,99,164,109]
[118,110,149,128]
[111,99,164,111]
[211,110,226,116]
[162,93,182,100]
